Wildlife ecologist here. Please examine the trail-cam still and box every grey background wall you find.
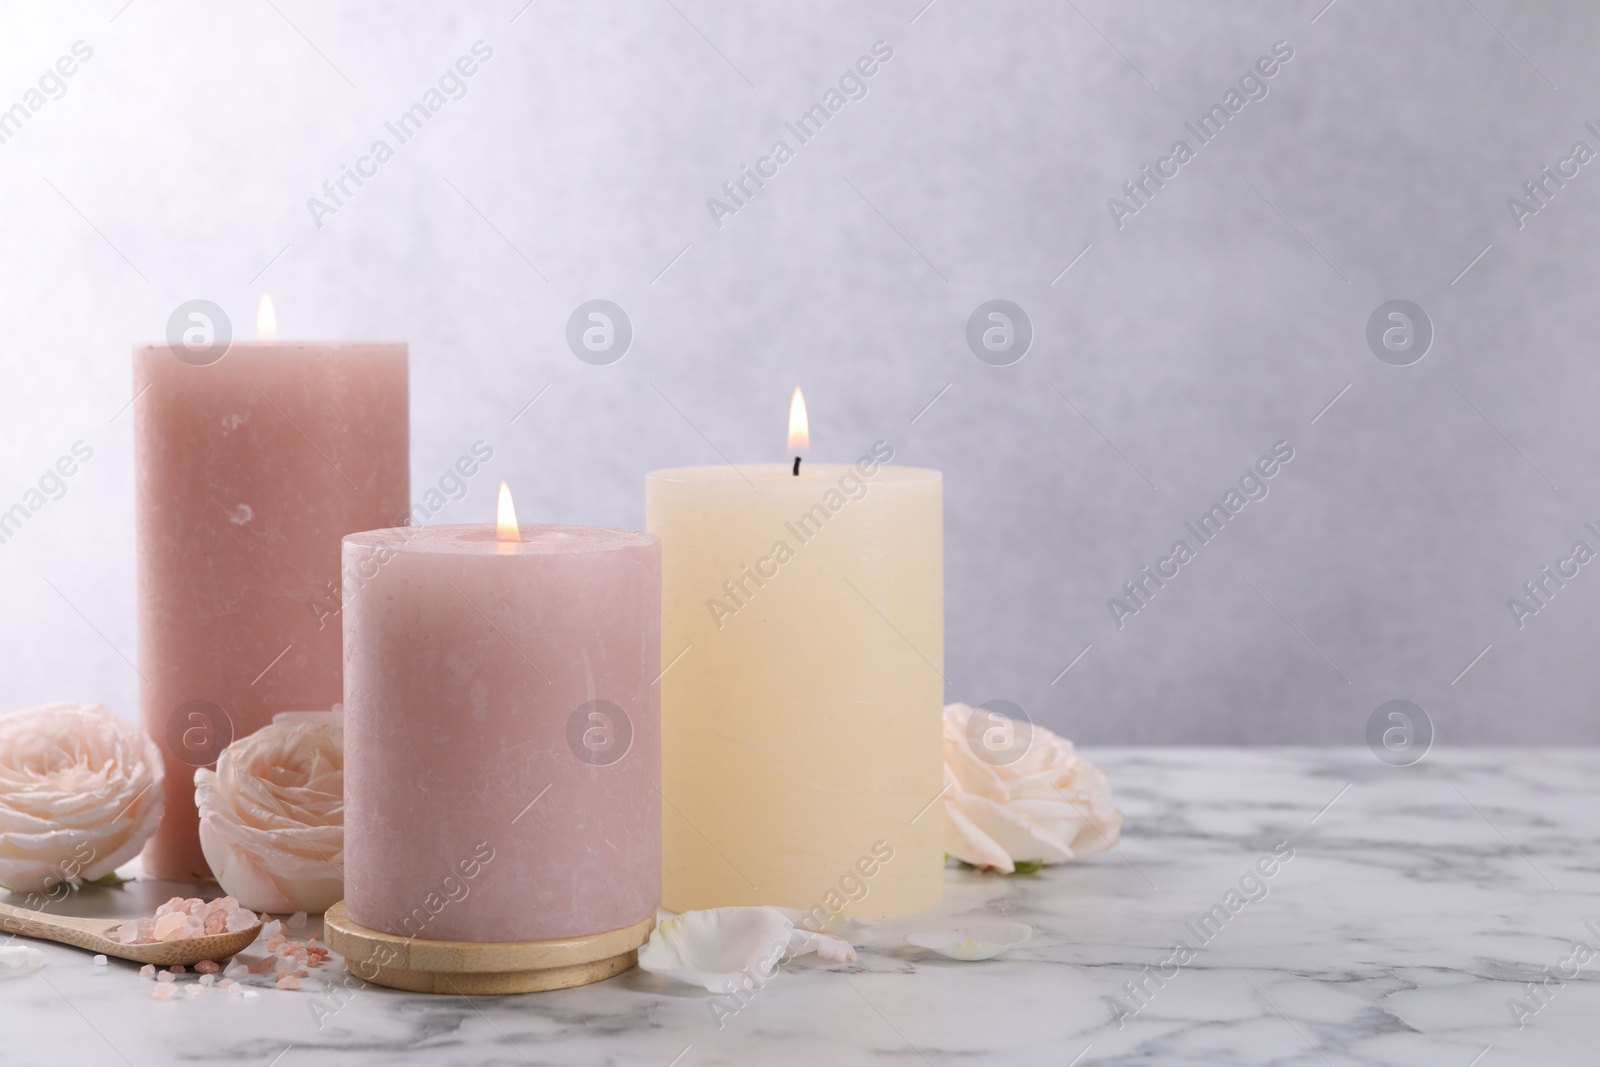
[2,0,1598,744]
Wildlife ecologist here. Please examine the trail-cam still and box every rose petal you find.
[944,797,1016,872]
[638,907,855,994]
[787,927,856,963]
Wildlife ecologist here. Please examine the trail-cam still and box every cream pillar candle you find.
[647,433,944,919]
[134,310,407,882]
[341,509,661,943]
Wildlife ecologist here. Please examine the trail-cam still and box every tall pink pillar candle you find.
[342,523,660,942]
[134,341,408,881]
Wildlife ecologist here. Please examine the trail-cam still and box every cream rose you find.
[942,702,1123,873]
[195,711,343,914]
[0,703,164,893]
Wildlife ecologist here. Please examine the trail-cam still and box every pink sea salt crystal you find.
[223,961,248,979]
[101,897,259,947]
[151,983,177,1001]
[194,960,220,975]
[226,982,244,996]
[275,975,300,990]
[156,971,175,983]
[217,978,234,988]
[287,912,307,930]
[185,985,204,997]
[170,965,186,974]
[261,920,282,939]
[153,913,188,942]
[199,974,215,987]
[139,965,155,979]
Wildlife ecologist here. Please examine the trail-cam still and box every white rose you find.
[195,711,343,914]
[0,703,164,893]
[942,703,1123,873]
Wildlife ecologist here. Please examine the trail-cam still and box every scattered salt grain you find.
[92,955,107,967]
[275,974,300,990]
[0,946,46,976]
[199,974,215,987]
[170,964,186,974]
[225,982,244,997]
[194,960,220,975]
[185,985,204,997]
[151,983,176,1001]
[287,911,307,930]
[223,960,248,980]
[156,970,175,983]
[139,964,155,979]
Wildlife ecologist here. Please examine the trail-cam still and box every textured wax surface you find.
[342,525,660,942]
[649,463,944,916]
[134,342,408,880]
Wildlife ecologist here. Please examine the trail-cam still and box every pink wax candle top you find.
[342,518,661,943]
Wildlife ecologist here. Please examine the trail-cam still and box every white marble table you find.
[4,748,1596,1067]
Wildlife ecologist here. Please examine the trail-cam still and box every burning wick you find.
[787,386,808,479]
[496,481,520,544]
[256,293,277,341]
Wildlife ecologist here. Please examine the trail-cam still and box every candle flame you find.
[256,294,278,341]
[787,386,809,454]
[496,481,520,542]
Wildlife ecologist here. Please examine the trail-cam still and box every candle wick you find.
[792,457,801,476]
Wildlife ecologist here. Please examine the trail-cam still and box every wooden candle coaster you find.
[323,902,654,994]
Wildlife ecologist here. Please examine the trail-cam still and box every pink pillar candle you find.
[134,341,408,881]
[342,523,660,943]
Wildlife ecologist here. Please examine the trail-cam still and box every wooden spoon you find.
[0,900,263,967]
